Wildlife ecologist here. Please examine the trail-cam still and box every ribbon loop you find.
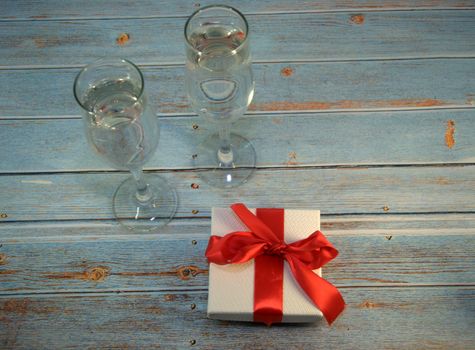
[206,204,345,325]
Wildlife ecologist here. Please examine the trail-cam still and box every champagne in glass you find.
[185,5,256,188]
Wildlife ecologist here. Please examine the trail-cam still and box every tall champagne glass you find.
[185,5,256,188]
[74,58,178,231]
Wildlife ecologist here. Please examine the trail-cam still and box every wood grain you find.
[1,211,474,247]
[1,11,475,68]
[0,287,474,349]
[2,213,475,241]
[1,59,475,118]
[3,0,474,20]
[2,2,475,349]
[0,226,473,293]
[1,109,475,173]
[0,166,474,222]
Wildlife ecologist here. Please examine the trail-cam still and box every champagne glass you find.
[185,5,256,188]
[74,58,178,231]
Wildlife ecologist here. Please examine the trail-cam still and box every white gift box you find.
[207,207,324,323]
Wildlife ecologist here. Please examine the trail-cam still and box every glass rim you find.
[73,57,145,113]
[184,4,250,55]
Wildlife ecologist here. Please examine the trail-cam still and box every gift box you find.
[206,204,345,325]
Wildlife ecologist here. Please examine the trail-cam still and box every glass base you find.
[193,133,256,188]
[112,174,178,231]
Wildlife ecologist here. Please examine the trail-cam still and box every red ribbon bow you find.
[206,203,345,325]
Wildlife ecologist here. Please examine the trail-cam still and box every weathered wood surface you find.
[1,109,474,173]
[0,166,474,221]
[3,213,475,242]
[3,0,474,20]
[2,59,475,118]
[2,213,475,241]
[0,227,474,293]
[1,2,475,349]
[2,11,475,68]
[1,287,474,349]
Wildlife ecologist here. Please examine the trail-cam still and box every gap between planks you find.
[2,104,475,121]
[1,161,475,177]
[2,55,475,71]
[0,228,474,245]
[0,285,473,299]
[1,213,474,243]
[1,7,475,22]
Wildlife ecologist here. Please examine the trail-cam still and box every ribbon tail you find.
[287,256,345,325]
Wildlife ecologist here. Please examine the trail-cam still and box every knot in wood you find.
[86,266,110,282]
[176,265,206,280]
[0,253,7,265]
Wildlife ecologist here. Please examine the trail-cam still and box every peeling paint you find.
[250,98,447,112]
[2,300,29,314]
[34,37,61,48]
[164,294,177,302]
[160,102,190,112]
[286,151,298,165]
[114,266,207,281]
[357,301,388,308]
[435,176,450,185]
[281,67,293,77]
[116,33,130,46]
[445,120,456,149]
[145,306,162,314]
[337,277,403,284]
[1,299,59,314]
[350,14,365,25]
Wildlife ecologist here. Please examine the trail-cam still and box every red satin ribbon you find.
[205,203,345,325]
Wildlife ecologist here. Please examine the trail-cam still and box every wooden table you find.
[1,1,475,348]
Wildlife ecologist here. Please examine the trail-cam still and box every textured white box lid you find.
[207,207,324,323]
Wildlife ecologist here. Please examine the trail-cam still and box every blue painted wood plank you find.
[0,109,474,173]
[0,166,473,221]
[1,11,475,68]
[0,226,473,293]
[3,0,473,20]
[0,287,474,349]
[2,213,474,242]
[1,59,474,118]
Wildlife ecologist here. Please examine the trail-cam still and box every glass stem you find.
[217,123,233,166]
[130,167,153,204]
